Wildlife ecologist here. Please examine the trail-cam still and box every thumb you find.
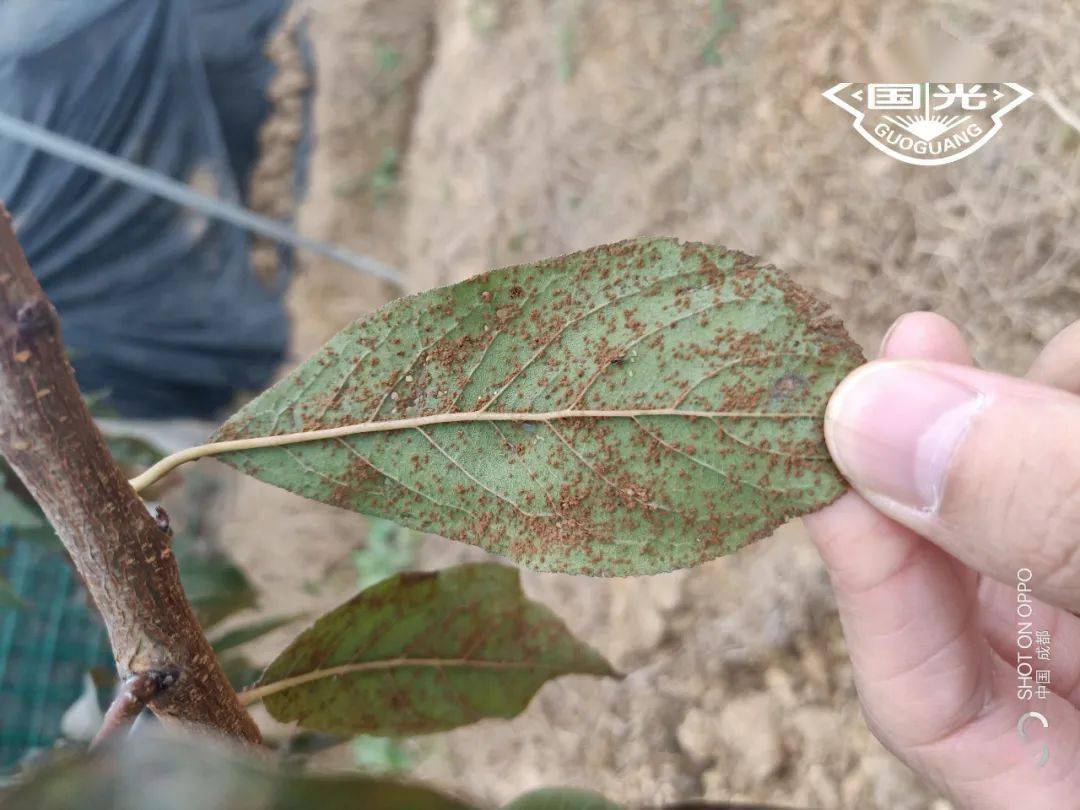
[825,359,1080,609]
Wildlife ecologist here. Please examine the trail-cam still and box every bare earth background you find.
[210,1,1080,807]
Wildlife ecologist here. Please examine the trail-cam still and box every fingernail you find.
[878,313,911,356]
[825,362,985,511]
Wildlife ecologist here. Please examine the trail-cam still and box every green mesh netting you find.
[0,529,112,768]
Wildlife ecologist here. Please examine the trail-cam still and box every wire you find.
[0,111,405,289]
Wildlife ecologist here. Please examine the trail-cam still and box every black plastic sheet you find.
[0,0,292,417]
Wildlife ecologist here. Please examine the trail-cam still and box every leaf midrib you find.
[128,406,821,493]
[239,656,599,706]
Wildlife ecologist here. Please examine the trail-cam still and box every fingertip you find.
[823,360,984,513]
[803,490,875,565]
[803,489,924,592]
[880,311,972,366]
[1028,319,1080,392]
[802,490,863,548]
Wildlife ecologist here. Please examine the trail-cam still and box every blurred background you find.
[1,1,1078,808]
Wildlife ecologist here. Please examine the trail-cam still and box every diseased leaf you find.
[214,238,864,575]
[245,563,616,735]
[0,724,474,810]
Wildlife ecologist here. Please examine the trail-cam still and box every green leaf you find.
[504,788,623,809]
[213,238,863,576]
[219,652,264,691]
[210,613,304,653]
[1,456,256,625]
[281,730,346,757]
[103,434,165,475]
[0,461,55,544]
[0,430,163,546]
[247,563,616,735]
[352,735,412,774]
[0,725,474,810]
[172,535,258,629]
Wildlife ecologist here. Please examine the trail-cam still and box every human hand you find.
[805,312,1080,809]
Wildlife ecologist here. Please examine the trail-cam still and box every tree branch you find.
[0,205,260,744]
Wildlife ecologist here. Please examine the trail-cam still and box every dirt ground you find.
[216,1,1080,807]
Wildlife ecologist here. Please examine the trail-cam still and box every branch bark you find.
[91,669,179,749]
[0,205,260,744]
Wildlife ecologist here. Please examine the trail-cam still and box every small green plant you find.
[366,146,401,207]
[375,41,403,75]
[557,17,578,83]
[0,227,861,807]
[466,0,502,36]
[331,147,400,205]
[702,0,735,66]
[353,518,418,590]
